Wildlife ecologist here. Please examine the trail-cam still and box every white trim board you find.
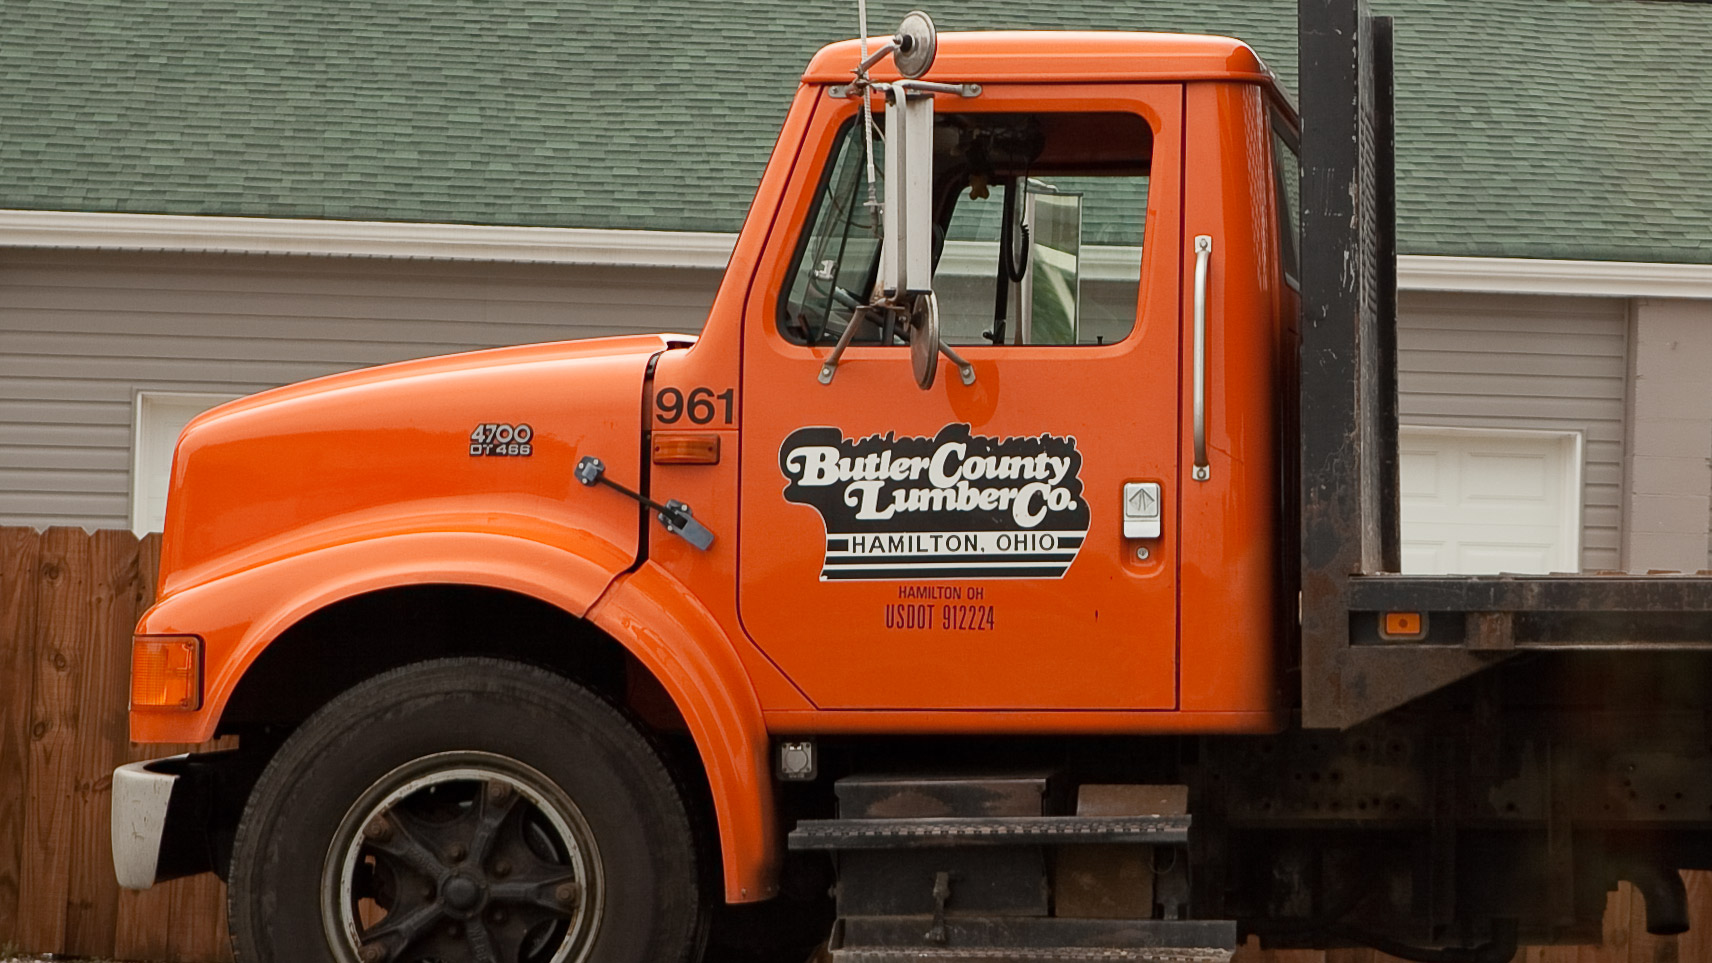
[6,209,1712,298]
[1397,256,1712,300]
[0,209,735,270]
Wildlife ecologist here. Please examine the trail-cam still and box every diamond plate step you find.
[790,814,1191,850]
[829,917,1237,963]
[832,949,1234,962]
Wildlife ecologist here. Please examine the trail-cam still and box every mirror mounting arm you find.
[939,342,976,386]
[818,305,880,385]
[827,80,982,100]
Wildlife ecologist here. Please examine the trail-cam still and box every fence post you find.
[0,527,43,943]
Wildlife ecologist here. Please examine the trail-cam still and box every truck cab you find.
[653,31,1296,722]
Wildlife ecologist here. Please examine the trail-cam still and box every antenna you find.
[851,9,941,218]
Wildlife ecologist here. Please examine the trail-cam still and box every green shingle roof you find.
[2,0,1709,262]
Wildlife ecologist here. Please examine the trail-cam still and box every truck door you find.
[738,86,1183,711]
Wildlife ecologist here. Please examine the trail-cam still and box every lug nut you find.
[492,859,512,878]
[363,817,392,842]
[554,881,580,905]
[359,942,386,963]
[448,843,468,862]
[487,782,512,803]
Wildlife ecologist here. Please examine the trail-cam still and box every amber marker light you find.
[1381,611,1427,641]
[652,432,721,465]
[131,635,202,710]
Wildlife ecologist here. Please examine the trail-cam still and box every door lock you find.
[1122,482,1162,539]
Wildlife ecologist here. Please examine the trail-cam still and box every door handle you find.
[1192,235,1213,482]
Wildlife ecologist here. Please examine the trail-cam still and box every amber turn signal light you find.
[652,432,720,465]
[131,636,202,710]
[1380,611,1427,641]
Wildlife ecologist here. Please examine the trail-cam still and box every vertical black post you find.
[1374,16,1402,574]
[1299,4,1486,727]
[1298,0,1379,726]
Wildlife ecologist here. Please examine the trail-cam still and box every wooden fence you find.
[0,523,1707,962]
[1,527,231,961]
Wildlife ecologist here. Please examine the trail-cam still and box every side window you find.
[779,110,1153,347]
[1271,112,1301,289]
[780,123,884,346]
[935,113,1150,347]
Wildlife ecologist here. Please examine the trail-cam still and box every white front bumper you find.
[111,754,188,890]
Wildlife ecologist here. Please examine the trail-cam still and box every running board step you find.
[830,917,1237,963]
[790,814,1191,850]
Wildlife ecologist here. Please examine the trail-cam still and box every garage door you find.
[1400,426,1583,575]
[1398,291,1627,572]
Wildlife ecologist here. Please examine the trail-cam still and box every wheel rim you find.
[321,751,604,963]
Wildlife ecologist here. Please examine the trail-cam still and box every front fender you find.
[588,563,779,904]
[134,534,780,904]
[132,528,630,744]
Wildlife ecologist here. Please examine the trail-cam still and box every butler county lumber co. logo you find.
[779,424,1090,580]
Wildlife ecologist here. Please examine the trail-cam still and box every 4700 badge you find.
[469,423,534,457]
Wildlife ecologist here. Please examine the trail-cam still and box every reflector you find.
[132,636,202,710]
[652,432,721,465]
[1380,611,1426,640]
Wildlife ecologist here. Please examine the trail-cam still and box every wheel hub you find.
[324,755,604,963]
[441,873,484,913]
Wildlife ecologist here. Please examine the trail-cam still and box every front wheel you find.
[228,657,706,963]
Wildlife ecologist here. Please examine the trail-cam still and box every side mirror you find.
[907,293,941,389]
[892,11,938,79]
[880,85,934,301]
[1021,186,1084,345]
[820,11,976,391]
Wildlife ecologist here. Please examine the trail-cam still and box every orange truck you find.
[109,4,1712,962]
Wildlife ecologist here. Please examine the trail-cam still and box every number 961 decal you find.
[469,423,533,457]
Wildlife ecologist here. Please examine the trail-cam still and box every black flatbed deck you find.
[1294,0,1712,727]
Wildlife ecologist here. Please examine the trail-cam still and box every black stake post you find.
[1297,1,1488,727]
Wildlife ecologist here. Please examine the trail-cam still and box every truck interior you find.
[781,110,1152,349]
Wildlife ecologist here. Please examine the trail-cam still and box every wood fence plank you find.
[62,529,140,957]
[121,532,235,962]
[1677,872,1712,963]
[16,527,94,951]
[112,740,192,962]
[167,869,233,963]
[138,532,162,610]
[114,532,176,961]
[0,527,43,944]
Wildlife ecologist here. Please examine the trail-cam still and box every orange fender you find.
[588,562,779,903]
[132,527,631,743]
[134,530,779,903]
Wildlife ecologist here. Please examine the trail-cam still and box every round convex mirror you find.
[894,11,937,79]
[907,292,941,389]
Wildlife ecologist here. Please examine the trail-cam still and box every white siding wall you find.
[0,255,1642,563]
[1397,291,1629,572]
[0,250,720,529]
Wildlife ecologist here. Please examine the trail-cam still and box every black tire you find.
[228,657,706,963]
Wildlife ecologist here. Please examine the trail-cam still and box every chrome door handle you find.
[1192,235,1212,482]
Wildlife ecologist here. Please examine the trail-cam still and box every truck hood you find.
[157,334,686,598]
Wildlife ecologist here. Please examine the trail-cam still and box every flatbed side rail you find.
[1346,574,1712,651]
